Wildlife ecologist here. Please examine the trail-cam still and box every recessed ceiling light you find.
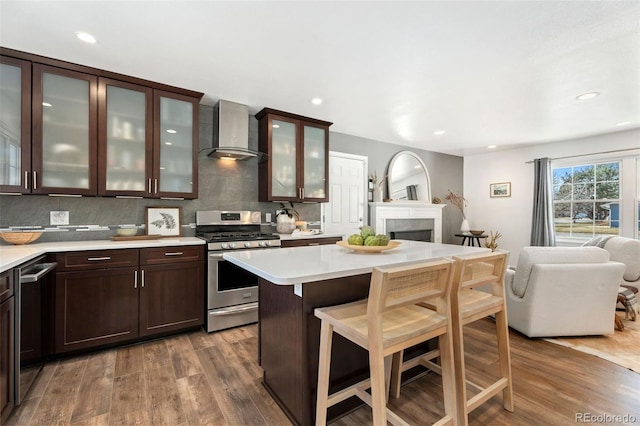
[75,31,97,44]
[488,145,497,149]
[433,130,445,136]
[311,98,323,105]
[575,92,599,101]
[42,102,52,107]
[166,129,177,134]
[616,121,631,126]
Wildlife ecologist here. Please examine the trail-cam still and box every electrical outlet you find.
[265,213,272,223]
[50,211,69,225]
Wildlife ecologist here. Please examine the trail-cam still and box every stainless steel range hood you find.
[208,99,257,160]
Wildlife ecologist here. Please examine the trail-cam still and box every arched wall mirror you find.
[387,151,432,202]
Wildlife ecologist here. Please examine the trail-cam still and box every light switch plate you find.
[50,211,69,225]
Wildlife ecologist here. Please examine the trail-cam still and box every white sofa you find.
[505,247,626,337]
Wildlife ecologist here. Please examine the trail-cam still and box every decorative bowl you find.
[469,230,484,236]
[116,228,138,237]
[336,240,401,253]
[0,231,43,245]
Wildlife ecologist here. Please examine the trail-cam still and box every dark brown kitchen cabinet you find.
[53,266,139,354]
[0,47,203,199]
[139,246,204,337]
[52,246,204,354]
[256,108,332,203]
[281,236,342,248]
[32,63,99,196]
[0,270,15,424]
[0,55,31,194]
[98,78,153,197]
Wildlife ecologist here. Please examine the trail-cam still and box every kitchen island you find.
[223,240,487,425]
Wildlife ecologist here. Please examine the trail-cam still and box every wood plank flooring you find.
[8,319,640,425]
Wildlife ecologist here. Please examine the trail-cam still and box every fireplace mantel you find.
[369,202,446,243]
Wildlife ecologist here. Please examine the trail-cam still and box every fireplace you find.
[369,202,446,243]
[389,229,433,242]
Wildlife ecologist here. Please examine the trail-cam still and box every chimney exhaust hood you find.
[208,99,257,160]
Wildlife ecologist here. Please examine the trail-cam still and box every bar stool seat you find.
[314,259,459,426]
[391,251,513,425]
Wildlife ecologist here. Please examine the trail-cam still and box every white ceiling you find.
[1,0,638,156]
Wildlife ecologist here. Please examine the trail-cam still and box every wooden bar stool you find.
[391,251,513,425]
[314,259,459,426]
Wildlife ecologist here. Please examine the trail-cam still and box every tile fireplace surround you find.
[369,201,446,243]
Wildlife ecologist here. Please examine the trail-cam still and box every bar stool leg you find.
[316,321,333,426]
[369,341,387,425]
[495,309,514,411]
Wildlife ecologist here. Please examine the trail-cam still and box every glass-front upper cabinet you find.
[0,56,31,193]
[302,124,328,201]
[98,78,152,197]
[153,91,198,199]
[256,108,331,202]
[270,117,298,199]
[32,64,97,195]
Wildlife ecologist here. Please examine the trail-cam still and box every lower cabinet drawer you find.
[55,249,139,271]
[140,245,204,265]
[281,236,342,248]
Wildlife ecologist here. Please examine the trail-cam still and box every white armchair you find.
[505,247,626,337]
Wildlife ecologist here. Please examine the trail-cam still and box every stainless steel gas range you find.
[196,210,280,332]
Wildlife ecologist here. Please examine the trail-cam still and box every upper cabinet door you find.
[0,56,31,194]
[98,78,152,197]
[257,108,331,203]
[153,91,198,199]
[270,116,299,200]
[32,64,98,195]
[302,123,328,202]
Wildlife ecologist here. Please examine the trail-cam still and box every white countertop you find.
[276,232,344,241]
[223,240,488,285]
[0,237,205,272]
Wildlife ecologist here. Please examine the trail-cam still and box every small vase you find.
[460,219,470,233]
[276,215,296,234]
[373,187,383,202]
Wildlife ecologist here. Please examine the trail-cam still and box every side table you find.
[455,233,487,247]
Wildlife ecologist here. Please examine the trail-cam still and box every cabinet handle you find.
[308,243,320,246]
[141,269,145,288]
[301,187,305,199]
[148,178,152,193]
[134,270,138,289]
[164,252,184,256]
[298,188,302,199]
[33,171,37,190]
[24,171,29,190]
[154,179,158,194]
[87,256,111,261]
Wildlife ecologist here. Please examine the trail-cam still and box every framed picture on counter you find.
[146,206,181,236]
[490,182,511,198]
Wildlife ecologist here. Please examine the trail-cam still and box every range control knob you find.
[258,241,267,248]
[221,243,228,249]
[229,242,236,249]
[244,242,251,248]
[265,241,271,247]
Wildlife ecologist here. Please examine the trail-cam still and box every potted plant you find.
[276,202,299,234]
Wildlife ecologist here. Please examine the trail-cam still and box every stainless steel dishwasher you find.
[16,256,56,404]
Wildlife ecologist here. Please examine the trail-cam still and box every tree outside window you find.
[552,162,620,239]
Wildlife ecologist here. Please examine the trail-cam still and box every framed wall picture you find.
[490,182,511,198]
[146,206,181,236]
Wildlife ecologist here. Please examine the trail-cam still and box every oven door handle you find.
[209,302,258,316]
[209,253,225,261]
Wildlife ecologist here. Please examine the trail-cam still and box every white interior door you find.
[322,152,368,238]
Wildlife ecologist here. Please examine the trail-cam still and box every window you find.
[552,161,620,239]
[637,158,640,240]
